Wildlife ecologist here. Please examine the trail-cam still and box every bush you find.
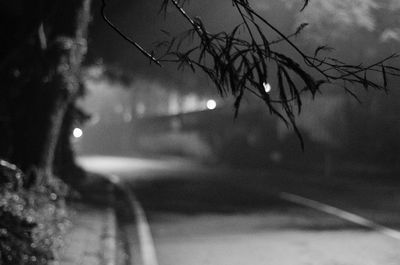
[0,161,70,265]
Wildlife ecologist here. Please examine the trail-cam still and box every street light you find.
[206,99,217,110]
[73,128,83,138]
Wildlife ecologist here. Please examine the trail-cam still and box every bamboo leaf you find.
[382,64,387,91]
[300,0,310,12]
[295,23,309,35]
[314,45,334,58]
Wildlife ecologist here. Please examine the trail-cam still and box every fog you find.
[78,0,400,173]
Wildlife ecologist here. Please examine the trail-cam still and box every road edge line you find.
[110,175,159,265]
[279,192,400,241]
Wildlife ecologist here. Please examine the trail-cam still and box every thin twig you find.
[101,0,161,66]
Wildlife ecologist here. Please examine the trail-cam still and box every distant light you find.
[263,82,272,93]
[136,102,146,117]
[123,112,132,122]
[206,99,217,110]
[73,128,83,138]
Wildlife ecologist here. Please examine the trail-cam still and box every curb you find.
[120,182,159,265]
[109,174,159,265]
[101,206,117,265]
[101,181,118,265]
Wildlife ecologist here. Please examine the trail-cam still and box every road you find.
[78,155,400,265]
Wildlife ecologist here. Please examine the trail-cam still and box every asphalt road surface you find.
[79,155,400,265]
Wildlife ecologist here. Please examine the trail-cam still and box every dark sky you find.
[87,0,400,94]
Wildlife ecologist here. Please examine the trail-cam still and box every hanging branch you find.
[102,0,400,149]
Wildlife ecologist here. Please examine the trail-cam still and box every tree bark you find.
[10,0,92,184]
[54,102,89,185]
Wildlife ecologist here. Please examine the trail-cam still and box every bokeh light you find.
[73,128,83,138]
[263,82,272,93]
[206,99,217,110]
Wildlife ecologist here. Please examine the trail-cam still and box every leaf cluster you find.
[103,0,400,148]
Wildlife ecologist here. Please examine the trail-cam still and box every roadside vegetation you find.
[0,161,69,265]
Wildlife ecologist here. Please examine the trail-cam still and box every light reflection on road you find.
[77,155,204,180]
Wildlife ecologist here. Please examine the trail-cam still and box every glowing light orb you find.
[73,128,83,138]
[263,82,272,93]
[206,99,217,110]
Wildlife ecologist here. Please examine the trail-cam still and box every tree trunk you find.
[54,102,89,185]
[10,0,92,184]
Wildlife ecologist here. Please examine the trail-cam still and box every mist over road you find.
[78,155,400,265]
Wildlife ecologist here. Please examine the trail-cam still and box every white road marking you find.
[110,175,159,265]
[279,192,400,241]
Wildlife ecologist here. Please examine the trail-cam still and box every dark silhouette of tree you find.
[0,0,91,185]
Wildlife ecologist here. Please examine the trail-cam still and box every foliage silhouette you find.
[101,0,400,148]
